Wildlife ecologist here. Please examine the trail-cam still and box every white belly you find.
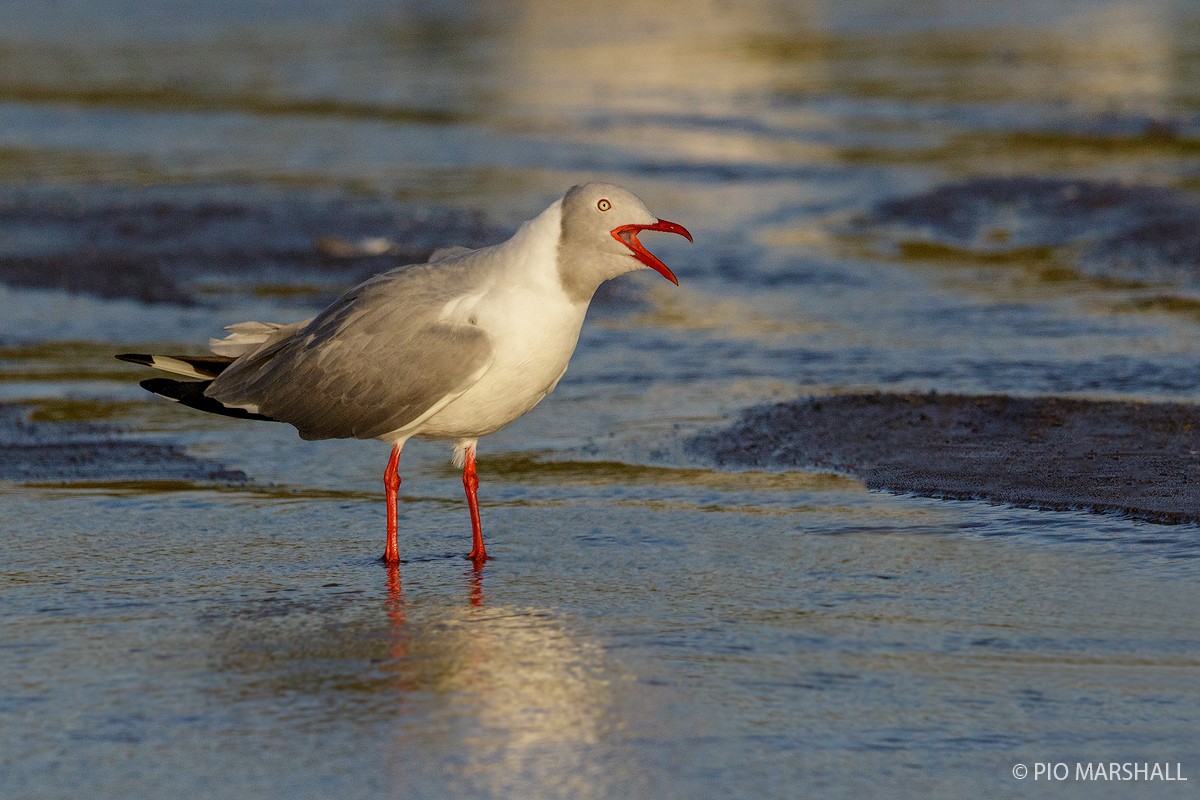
[408,292,586,440]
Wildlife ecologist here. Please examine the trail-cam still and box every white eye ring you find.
[597,198,611,212]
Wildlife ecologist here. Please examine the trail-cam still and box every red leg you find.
[382,443,402,565]
[463,446,487,563]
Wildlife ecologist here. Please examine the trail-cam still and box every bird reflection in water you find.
[467,563,484,609]
[384,561,486,622]
[379,561,644,798]
[383,563,408,666]
[382,560,486,664]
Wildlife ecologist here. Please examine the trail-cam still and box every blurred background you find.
[2,1,1199,798]
[4,0,1200,395]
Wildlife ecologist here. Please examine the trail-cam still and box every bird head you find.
[557,182,692,302]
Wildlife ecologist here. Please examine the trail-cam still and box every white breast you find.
[404,200,589,440]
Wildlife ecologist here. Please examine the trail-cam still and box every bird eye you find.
[597,198,611,212]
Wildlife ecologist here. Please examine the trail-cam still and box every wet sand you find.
[17,388,1199,527]
[691,392,1200,525]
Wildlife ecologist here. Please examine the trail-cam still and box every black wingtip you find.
[140,377,187,400]
[117,353,154,367]
[139,376,277,423]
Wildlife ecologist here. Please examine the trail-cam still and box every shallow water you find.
[1,1,1199,797]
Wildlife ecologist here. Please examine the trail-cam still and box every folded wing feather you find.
[204,261,494,441]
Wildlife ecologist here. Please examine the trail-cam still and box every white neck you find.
[496,198,571,299]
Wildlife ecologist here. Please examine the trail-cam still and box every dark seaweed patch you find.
[690,392,1200,525]
[858,177,1200,288]
[0,402,246,483]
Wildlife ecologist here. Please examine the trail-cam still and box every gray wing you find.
[206,261,493,441]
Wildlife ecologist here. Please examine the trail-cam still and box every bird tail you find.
[116,353,277,423]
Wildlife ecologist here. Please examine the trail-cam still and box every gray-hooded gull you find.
[117,183,692,565]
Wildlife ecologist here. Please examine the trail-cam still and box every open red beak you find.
[611,219,693,285]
